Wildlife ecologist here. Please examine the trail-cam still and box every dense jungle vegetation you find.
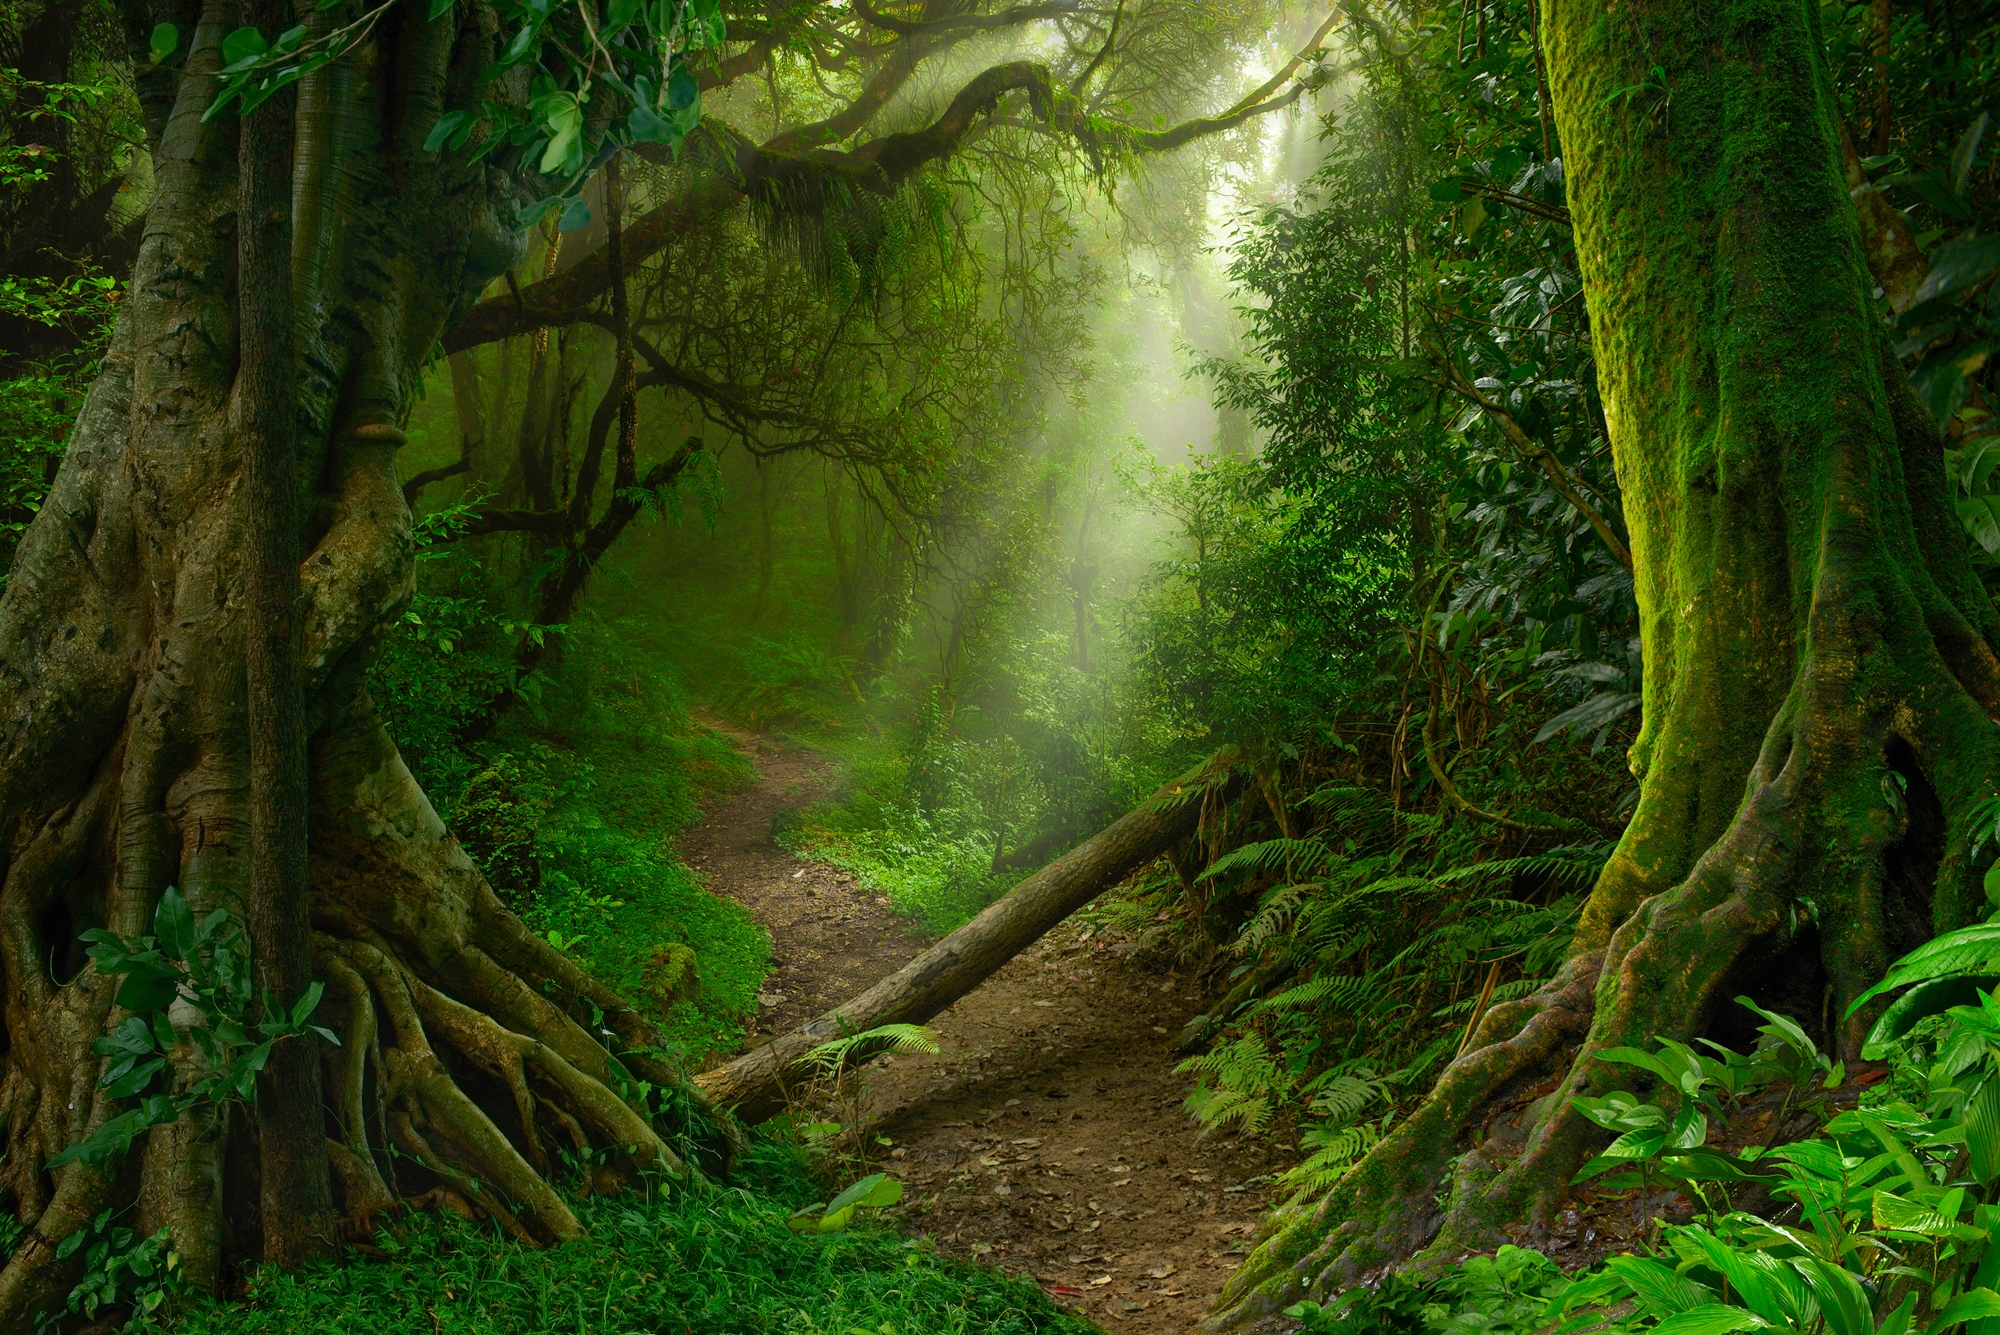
[3,0,2000,1329]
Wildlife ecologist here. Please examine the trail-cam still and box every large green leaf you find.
[1849,924,2000,1017]
[1789,1257,1870,1335]
[154,886,194,962]
[1933,1289,2000,1333]
[1969,1077,2000,1186]
[1651,1305,1769,1335]
[1866,976,2000,1054]
[1673,1229,1793,1326]
[1604,1256,1713,1318]
[114,958,180,1014]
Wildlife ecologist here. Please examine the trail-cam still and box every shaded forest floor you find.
[683,723,1287,1334]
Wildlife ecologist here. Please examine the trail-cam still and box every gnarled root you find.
[1208,579,2000,1330]
[0,701,731,1327]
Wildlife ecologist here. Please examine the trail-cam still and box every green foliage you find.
[370,498,555,801]
[1298,918,2000,1335]
[146,1142,1098,1335]
[786,1171,905,1234]
[1285,1246,1566,1335]
[51,887,336,1171]
[453,754,545,910]
[1571,998,1845,1197]
[46,1211,180,1332]
[1169,788,1605,1162]
[804,1023,942,1081]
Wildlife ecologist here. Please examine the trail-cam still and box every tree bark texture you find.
[0,5,725,1322]
[236,0,337,1267]
[696,758,1243,1124]
[1208,1,2000,1328]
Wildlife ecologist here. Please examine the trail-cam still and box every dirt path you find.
[684,724,1282,1334]
[678,716,917,1044]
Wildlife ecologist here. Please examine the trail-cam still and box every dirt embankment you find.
[683,723,1286,1334]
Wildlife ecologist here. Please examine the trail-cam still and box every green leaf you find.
[1650,1305,1769,1335]
[1789,1257,1870,1335]
[1604,1255,1713,1317]
[687,0,725,46]
[220,25,269,70]
[666,64,698,112]
[102,1057,166,1100]
[114,959,180,1014]
[1603,1127,1667,1160]
[1428,177,1465,202]
[558,195,591,231]
[628,102,678,147]
[1952,112,1991,197]
[1917,235,2000,304]
[1667,1100,1707,1150]
[1935,1289,2000,1332]
[1671,1228,1794,1326]
[427,0,454,18]
[823,1171,903,1217]
[1969,1076,2000,1185]
[1658,1148,1763,1183]
[1596,1045,1674,1081]
[155,886,195,962]
[606,0,642,30]
[424,110,471,154]
[1865,975,2000,1054]
[1848,923,2000,1017]
[1874,1189,1956,1235]
[292,979,326,1026]
[149,23,179,62]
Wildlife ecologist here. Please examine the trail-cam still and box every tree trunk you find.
[0,9,725,1323]
[235,13,337,1267]
[1207,1,2000,1327]
[696,758,1242,1123]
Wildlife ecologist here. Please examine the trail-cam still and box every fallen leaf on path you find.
[1090,1275,1114,1286]
[1147,1263,1178,1278]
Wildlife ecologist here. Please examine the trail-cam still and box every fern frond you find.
[1279,1122,1384,1200]
[803,1023,940,1077]
[1201,838,1333,881]
[1429,845,1611,891]
[1183,1084,1273,1134]
[1249,974,1379,1020]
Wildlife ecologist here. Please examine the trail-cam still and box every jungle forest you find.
[1,0,1999,1330]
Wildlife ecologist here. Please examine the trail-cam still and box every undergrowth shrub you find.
[1291,910,2000,1335]
[147,1140,1098,1335]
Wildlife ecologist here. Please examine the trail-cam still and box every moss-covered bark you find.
[1207,2,2000,1328]
[0,5,730,1324]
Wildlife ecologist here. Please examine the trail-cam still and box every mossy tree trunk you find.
[1208,2,2000,1327]
[0,4,724,1324]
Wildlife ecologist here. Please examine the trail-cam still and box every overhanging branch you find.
[445,19,1333,353]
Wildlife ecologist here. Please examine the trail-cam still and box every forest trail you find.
[685,722,1284,1334]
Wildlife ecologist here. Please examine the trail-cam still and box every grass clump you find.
[155,1143,1100,1335]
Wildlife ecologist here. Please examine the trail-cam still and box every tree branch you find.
[1431,352,1632,572]
[851,0,1084,37]
[445,26,1331,353]
[402,434,474,506]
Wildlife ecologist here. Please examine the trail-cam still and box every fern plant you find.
[803,1023,940,1080]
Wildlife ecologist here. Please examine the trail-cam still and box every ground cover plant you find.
[136,1142,1099,1335]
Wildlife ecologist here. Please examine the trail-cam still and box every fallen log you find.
[696,753,1243,1122]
